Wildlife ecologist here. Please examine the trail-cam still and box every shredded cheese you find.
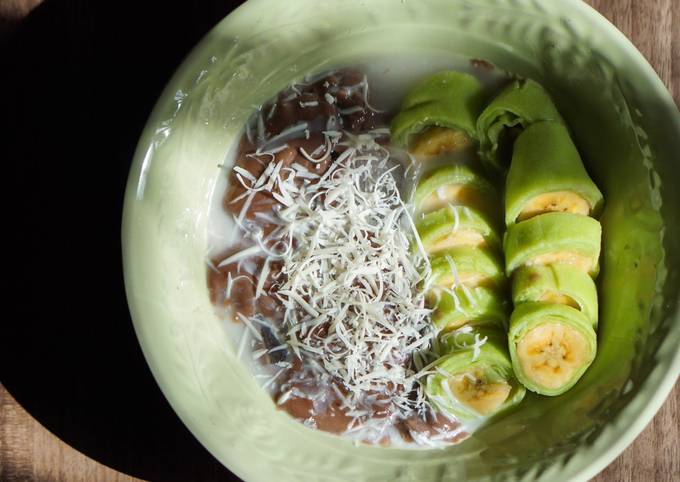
[219,74,466,442]
[263,132,433,419]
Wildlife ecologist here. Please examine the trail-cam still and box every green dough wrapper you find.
[430,246,506,290]
[508,302,597,396]
[425,326,526,421]
[504,212,602,277]
[477,79,564,174]
[512,265,599,328]
[391,71,487,148]
[416,205,501,254]
[413,164,500,223]
[429,285,508,331]
[505,121,604,225]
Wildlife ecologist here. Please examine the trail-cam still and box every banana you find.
[409,126,473,158]
[508,302,597,396]
[504,212,602,277]
[430,246,506,290]
[417,205,501,254]
[413,165,500,222]
[516,191,590,222]
[449,373,512,416]
[505,122,604,225]
[477,78,564,173]
[428,285,508,331]
[426,327,526,420]
[391,71,487,149]
[512,265,598,328]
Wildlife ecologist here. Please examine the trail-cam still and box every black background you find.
[1,1,245,480]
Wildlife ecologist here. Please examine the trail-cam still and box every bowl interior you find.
[122,0,680,481]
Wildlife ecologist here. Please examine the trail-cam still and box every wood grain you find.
[584,1,680,481]
[0,1,677,481]
[0,387,139,482]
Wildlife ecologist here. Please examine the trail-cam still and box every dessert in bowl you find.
[122,0,680,480]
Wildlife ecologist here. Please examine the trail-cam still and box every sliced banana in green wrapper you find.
[505,121,604,225]
[508,302,597,396]
[504,212,602,277]
[477,79,564,173]
[430,246,506,290]
[417,205,501,254]
[426,327,526,421]
[413,165,499,220]
[428,285,508,331]
[512,265,599,328]
[391,71,487,152]
[408,127,474,159]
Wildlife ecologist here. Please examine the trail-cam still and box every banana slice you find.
[504,212,602,277]
[428,285,508,331]
[505,122,604,225]
[391,71,486,148]
[417,205,501,254]
[450,371,512,416]
[516,191,590,222]
[512,265,599,327]
[477,79,564,173]
[426,328,526,420]
[508,302,597,396]
[430,247,506,290]
[409,126,473,158]
[413,165,500,221]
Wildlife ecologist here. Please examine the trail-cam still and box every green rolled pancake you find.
[430,246,505,290]
[391,71,487,152]
[477,79,564,173]
[413,165,499,221]
[425,327,526,421]
[428,285,508,331]
[504,212,602,277]
[508,302,597,396]
[512,265,599,328]
[505,121,604,226]
[416,205,501,254]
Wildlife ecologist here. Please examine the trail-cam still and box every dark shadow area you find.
[0,1,245,480]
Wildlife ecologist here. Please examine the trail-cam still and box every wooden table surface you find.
[0,1,677,481]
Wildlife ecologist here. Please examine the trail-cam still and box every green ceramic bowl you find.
[122,1,680,480]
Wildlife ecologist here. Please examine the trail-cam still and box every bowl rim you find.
[121,0,680,480]
[554,1,680,480]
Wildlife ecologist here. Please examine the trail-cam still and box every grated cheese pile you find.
[277,132,433,415]
[228,127,436,425]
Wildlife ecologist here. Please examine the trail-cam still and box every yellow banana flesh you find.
[516,322,589,390]
[527,251,596,275]
[428,229,487,253]
[538,291,580,309]
[410,127,472,157]
[517,191,590,222]
[450,371,512,415]
[419,185,494,217]
[434,272,495,289]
